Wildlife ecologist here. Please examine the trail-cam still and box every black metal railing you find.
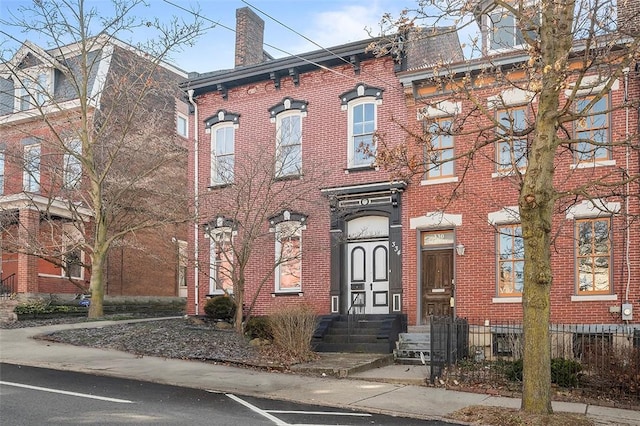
[346,294,365,343]
[434,317,640,405]
[0,273,16,300]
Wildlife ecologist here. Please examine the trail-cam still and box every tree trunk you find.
[88,248,106,318]
[234,277,244,334]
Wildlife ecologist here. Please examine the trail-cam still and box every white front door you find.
[347,240,390,314]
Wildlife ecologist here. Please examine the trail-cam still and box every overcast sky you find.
[1,0,416,73]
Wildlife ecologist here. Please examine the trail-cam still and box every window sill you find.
[420,176,459,186]
[271,291,303,297]
[275,173,302,181]
[570,160,616,169]
[571,294,617,302]
[206,291,230,298]
[491,169,525,178]
[492,296,522,304]
[208,183,232,190]
[344,165,377,174]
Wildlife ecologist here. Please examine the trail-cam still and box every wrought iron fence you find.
[0,273,16,300]
[430,317,640,405]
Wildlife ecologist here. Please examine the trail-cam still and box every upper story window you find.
[425,118,455,180]
[270,211,307,293]
[205,110,240,186]
[340,84,383,169]
[63,139,82,189]
[269,98,307,178]
[23,142,41,192]
[15,68,52,112]
[496,106,528,172]
[487,4,538,52]
[574,96,609,164]
[176,113,188,138]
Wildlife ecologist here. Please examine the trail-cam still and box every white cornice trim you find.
[0,193,93,219]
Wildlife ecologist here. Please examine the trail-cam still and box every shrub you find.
[203,296,236,322]
[268,305,318,362]
[245,316,272,340]
[504,358,583,388]
[551,358,582,388]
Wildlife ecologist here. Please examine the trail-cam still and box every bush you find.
[268,305,318,362]
[504,358,582,388]
[245,316,272,340]
[551,358,582,388]
[203,296,236,322]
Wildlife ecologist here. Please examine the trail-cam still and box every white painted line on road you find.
[0,381,134,403]
[225,393,290,426]
[266,410,372,417]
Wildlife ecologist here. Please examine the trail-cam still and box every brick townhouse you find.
[180,7,462,330]
[0,37,188,298]
[395,0,640,332]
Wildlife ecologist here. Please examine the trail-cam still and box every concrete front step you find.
[313,342,392,353]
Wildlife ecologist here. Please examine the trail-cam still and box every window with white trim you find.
[211,124,235,185]
[276,111,302,177]
[425,118,455,179]
[0,151,5,195]
[177,240,187,289]
[574,96,610,164]
[496,106,528,172]
[349,99,376,168]
[209,228,234,295]
[340,84,383,169]
[487,6,538,52]
[176,113,188,138]
[270,211,307,293]
[497,223,524,297]
[15,68,52,112]
[576,217,611,294]
[63,139,82,189]
[62,224,84,279]
[23,143,40,192]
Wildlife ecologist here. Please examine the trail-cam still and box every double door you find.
[347,240,389,314]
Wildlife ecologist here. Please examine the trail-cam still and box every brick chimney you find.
[235,7,265,68]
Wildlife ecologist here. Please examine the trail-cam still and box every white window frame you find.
[177,113,188,138]
[0,151,5,195]
[211,123,235,185]
[275,111,303,177]
[23,143,41,192]
[347,97,378,169]
[63,139,82,189]
[177,239,188,289]
[208,227,234,295]
[424,117,455,181]
[61,223,84,280]
[495,106,529,173]
[14,67,53,112]
[274,220,304,293]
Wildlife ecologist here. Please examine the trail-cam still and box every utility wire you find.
[162,0,366,85]
[240,0,404,92]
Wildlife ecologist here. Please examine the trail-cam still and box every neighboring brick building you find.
[0,38,188,298]
[395,2,640,327]
[181,8,462,319]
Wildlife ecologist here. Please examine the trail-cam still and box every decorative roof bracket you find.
[217,83,228,100]
[288,67,299,86]
[270,71,281,90]
[350,55,361,75]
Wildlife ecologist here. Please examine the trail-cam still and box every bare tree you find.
[0,0,203,316]
[370,0,639,415]
[201,129,327,334]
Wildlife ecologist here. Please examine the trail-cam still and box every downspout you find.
[622,68,631,306]
[188,89,200,316]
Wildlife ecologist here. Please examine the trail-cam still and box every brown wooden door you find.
[421,249,454,322]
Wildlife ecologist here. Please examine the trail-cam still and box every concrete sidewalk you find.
[1,318,638,425]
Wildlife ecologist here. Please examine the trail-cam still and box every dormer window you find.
[14,68,53,112]
[486,3,539,52]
